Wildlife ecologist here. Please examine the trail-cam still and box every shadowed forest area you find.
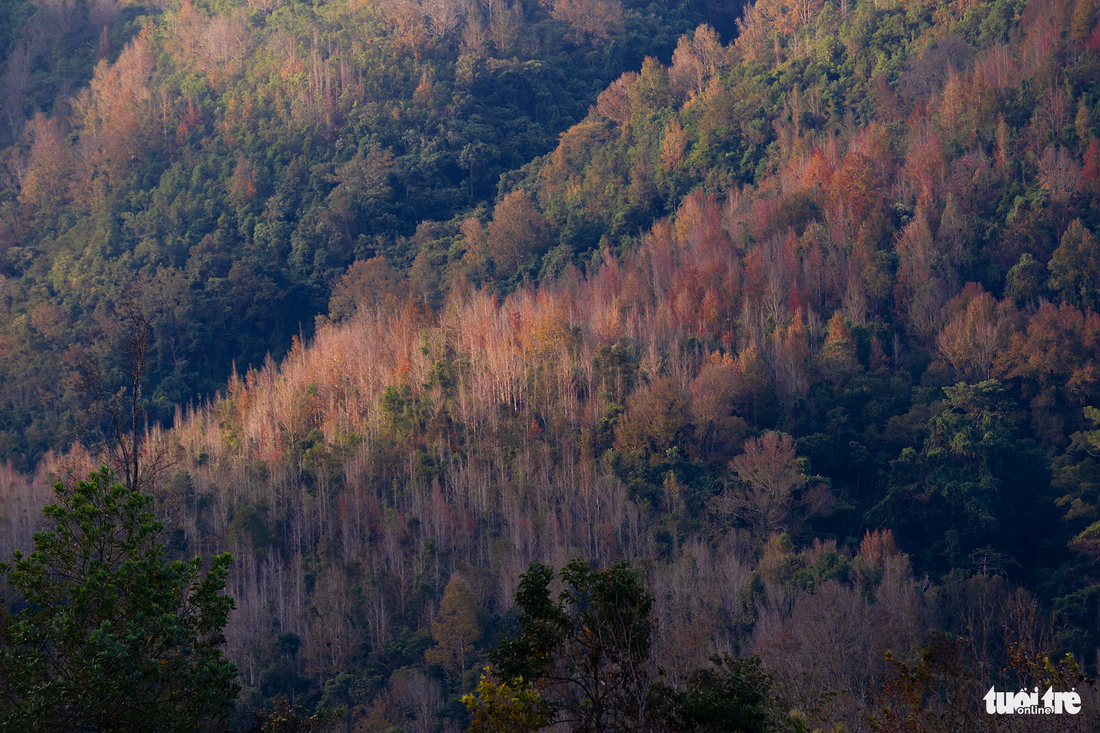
[4,0,1100,728]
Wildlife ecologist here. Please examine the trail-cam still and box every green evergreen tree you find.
[474,559,803,732]
[0,467,239,732]
[484,559,661,731]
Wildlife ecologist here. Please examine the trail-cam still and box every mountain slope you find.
[4,0,1100,725]
[0,0,736,470]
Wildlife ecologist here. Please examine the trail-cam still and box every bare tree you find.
[723,431,833,539]
[423,0,466,37]
[2,41,31,144]
[76,286,159,492]
[88,0,122,28]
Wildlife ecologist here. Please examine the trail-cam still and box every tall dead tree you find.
[77,286,154,492]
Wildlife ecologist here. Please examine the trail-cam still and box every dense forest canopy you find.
[3,0,1100,727]
[0,0,742,470]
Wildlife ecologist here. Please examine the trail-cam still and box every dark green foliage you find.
[490,559,659,730]
[663,654,784,733]
[245,699,343,733]
[593,341,638,401]
[1049,220,1100,309]
[482,559,803,732]
[258,633,313,706]
[495,559,653,671]
[230,501,276,554]
[869,381,1052,576]
[0,466,239,732]
[1054,586,1100,660]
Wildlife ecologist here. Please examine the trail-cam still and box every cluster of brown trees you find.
[3,0,1100,727]
[6,0,641,221]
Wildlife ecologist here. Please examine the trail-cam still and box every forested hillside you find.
[0,0,736,469]
[4,0,1100,728]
